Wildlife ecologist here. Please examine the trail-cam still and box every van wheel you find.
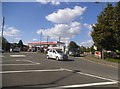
[56,56,59,61]
[47,55,50,59]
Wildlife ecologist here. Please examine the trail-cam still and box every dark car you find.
[12,47,20,52]
[69,49,80,57]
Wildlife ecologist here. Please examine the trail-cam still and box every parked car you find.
[69,49,80,57]
[47,49,68,61]
[12,47,20,52]
[106,51,120,59]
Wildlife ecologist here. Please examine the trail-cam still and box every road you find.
[1,52,119,89]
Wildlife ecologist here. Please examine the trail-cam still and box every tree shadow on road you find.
[2,70,82,89]
[59,59,74,61]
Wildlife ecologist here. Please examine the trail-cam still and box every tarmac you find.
[80,54,119,69]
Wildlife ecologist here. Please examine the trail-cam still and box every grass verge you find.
[106,58,120,63]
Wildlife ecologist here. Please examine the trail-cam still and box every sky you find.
[1,1,116,47]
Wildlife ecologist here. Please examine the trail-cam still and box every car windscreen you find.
[56,50,63,53]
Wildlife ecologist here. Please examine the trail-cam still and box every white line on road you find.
[1,64,40,66]
[23,59,40,64]
[1,60,23,63]
[10,55,26,57]
[0,55,4,57]
[47,81,118,89]
[0,68,64,74]
[62,68,118,82]
[1,59,40,66]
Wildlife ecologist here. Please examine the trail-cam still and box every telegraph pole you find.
[40,30,42,42]
[40,29,43,47]
[1,17,5,47]
[95,2,105,59]
[47,36,49,47]
[59,36,61,49]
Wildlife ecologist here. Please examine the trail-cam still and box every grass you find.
[88,54,120,63]
[106,58,120,63]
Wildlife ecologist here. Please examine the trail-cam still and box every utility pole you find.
[1,17,5,47]
[40,30,42,42]
[101,2,105,59]
[47,36,49,47]
[95,2,105,59]
[59,36,61,49]
[40,29,43,47]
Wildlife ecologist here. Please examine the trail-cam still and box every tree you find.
[0,36,10,51]
[18,40,23,49]
[91,2,120,51]
[68,41,79,51]
[79,46,86,52]
[113,2,120,51]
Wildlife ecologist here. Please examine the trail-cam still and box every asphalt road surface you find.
[1,52,119,89]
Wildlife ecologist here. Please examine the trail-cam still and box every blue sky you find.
[2,1,116,47]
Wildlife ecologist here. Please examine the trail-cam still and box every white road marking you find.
[23,59,40,64]
[0,55,4,57]
[1,60,22,63]
[1,64,39,66]
[62,68,118,82]
[0,68,64,74]
[1,59,40,66]
[1,67,118,88]
[10,55,26,57]
[47,81,118,89]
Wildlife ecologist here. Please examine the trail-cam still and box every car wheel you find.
[47,55,50,59]
[56,56,59,61]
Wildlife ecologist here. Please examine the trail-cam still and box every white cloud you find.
[37,21,81,42]
[36,29,43,34]
[80,40,94,47]
[83,23,93,36]
[46,6,87,23]
[36,0,60,5]
[83,23,92,30]
[0,26,21,37]
[32,38,37,41]
[51,0,60,5]
[15,37,21,40]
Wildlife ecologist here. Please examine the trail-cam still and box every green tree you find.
[86,47,91,52]
[91,3,120,51]
[79,46,86,52]
[113,2,120,51]
[68,41,79,51]
[0,37,10,51]
[18,40,23,50]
